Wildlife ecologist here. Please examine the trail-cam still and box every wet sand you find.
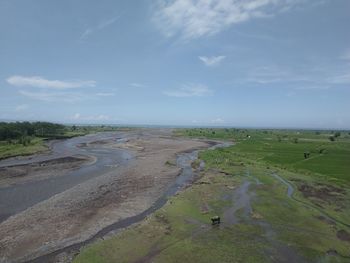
[0,129,212,263]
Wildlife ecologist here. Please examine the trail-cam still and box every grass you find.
[73,128,350,262]
[74,174,268,263]
[0,137,48,160]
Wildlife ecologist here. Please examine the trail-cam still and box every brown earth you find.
[336,230,350,242]
[298,183,345,204]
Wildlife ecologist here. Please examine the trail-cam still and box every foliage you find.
[0,121,65,140]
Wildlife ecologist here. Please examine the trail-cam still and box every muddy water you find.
[222,180,252,225]
[0,132,134,222]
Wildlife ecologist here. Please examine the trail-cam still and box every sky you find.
[0,0,349,129]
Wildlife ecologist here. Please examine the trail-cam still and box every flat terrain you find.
[0,129,211,263]
[74,129,350,263]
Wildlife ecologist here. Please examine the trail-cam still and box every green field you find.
[72,128,350,262]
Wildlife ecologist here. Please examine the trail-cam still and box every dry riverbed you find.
[0,130,210,263]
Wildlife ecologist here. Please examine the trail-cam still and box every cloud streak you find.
[96,92,115,97]
[339,49,350,60]
[15,104,29,112]
[70,113,111,121]
[129,83,147,88]
[7,75,96,89]
[234,64,350,88]
[18,90,87,103]
[154,0,308,39]
[199,56,226,66]
[81,16,120,39]
[163,83,213,97]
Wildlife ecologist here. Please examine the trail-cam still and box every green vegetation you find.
[0,122,132,159]
[74,128,350,262]
[178,128,350,182]
[0,137,48,160]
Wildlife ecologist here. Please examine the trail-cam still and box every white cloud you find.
[7,75,96,89]
[71,113,81,120]
[154,0,307,39]
[70,113,111,122]
[211,117,225,124]
[19,90,86,103]
[15,104,29,112]
[199,56,226,66]
[163,83,213,97]
[81,16,120,39]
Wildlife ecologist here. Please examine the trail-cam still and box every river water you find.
[0,132,134,222]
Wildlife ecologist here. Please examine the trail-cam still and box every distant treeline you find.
[0,122,65,141]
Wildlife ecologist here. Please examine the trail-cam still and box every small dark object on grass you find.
[304,152,310,159]
[211,216,220,225]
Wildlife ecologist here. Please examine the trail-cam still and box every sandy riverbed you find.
[0,129,210,263]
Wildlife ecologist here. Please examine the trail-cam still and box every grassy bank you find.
[74,128,350,262]
[0,137,48,160]
[0,124,133,160]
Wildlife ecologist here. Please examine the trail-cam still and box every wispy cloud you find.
[235,64,350,88]
[7,75,96,89]
[154,0,309,40]
[211,117,225,124]
[129,83,147,88]
[295,86,330,90]
[163,83,213,97]
[81,16,120,39]
[18,90,86,103]
[96,92,115,96]
[327,73,350,85]
[15,104,29,112]
[199,56,226,66]
[339,49,350,60]
[70,113,111,121]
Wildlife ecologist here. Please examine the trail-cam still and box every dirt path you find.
[0,129,212,263]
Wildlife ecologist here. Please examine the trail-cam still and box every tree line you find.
[0,122,65,141]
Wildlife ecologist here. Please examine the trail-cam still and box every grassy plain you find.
[74,128,350,262]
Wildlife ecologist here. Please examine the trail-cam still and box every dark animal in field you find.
[211,216,220,225]
[304,152,310,159]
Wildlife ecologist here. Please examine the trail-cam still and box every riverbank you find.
[0,129,213,263]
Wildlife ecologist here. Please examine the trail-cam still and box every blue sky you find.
[0,0,349,129]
